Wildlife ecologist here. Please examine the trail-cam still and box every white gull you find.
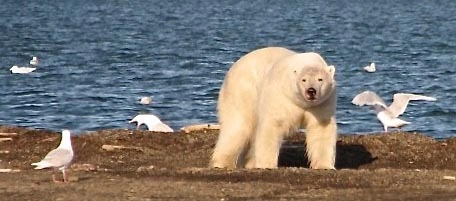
[363,62,376,73]
[31,130,74,183]
[10,65,36,74]
[352,90,436,132]
[139,96,152,105]
[30,56,39,66]
[129,114,173,132]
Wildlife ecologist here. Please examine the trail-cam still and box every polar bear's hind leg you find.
[211,118,252,169]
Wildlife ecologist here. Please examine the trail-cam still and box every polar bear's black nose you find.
[307,88,317,98]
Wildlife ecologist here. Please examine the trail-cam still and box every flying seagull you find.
[31,130,74,183]
[129,114,173,132]
[352,91,436,132]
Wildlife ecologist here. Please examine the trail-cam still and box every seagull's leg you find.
[52,174,58,183]
[62,169,69,183]
[397,125,405,133]
[52,169,61,183]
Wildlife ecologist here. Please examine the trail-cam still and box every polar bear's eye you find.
[302,79,306,82]
[318,78,323,82]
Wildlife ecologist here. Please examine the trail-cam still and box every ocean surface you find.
[0,1,455,138]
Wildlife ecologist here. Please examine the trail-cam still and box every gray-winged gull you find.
[352,90,436,132]
[129,114,173,132]
[31,130,73,182]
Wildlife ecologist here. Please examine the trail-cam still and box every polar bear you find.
[211,47,337,169]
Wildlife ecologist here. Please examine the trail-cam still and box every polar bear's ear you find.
[327,65,335,78]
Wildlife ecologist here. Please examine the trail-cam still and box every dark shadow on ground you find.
[278,142,377,168]
[335,143,378,169]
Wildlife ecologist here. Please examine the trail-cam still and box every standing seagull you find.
[363,62,376,73]
[352,91,436,132]
[30,56,39,66]
[31,130,74,183]
[129,114,173,132]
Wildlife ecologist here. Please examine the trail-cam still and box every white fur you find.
[211,47,337,169]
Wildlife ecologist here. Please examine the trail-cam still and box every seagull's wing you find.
[351,91,388,108]
[152,123,174,132]
[140,114,167,131]
[35,148,73,168]
[388,93,437,117]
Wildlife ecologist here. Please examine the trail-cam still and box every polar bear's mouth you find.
[306,88,317,101]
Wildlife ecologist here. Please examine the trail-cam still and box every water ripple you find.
[0,1,455,138]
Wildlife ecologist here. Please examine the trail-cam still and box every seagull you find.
[352,91,436,132]
[363,62,376,73]
[30,56,39,66]
[139,96,152,105]
[10,65,36,74]
[129,114,173,132]
[31,130,74,183]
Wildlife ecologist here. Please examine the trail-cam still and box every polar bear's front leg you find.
[253,121,287,169]
[305,117,337,170]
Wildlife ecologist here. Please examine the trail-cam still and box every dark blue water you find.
[0,1,455,138]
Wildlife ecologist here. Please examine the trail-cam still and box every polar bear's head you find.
[291,53,336,107]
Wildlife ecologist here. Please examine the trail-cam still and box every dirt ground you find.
[1,125,456,201]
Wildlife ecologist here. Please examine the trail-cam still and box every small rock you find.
[0,133,17,136]
[137,165,155,172]
[443,176,455,181]
[180,124,220,133]
[102,144,142,152]
[0,138,13,142]
[0,169,20,173]
[68,176,79,182]
[71,163,97,171]
[102,145,125,151]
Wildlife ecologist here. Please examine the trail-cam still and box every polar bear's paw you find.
[210,158,237,169]
[310,160,336,170]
